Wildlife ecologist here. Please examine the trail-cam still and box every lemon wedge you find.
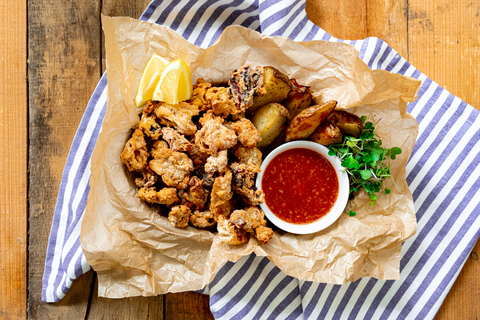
[152,59,193,104]
[135,53,170,108]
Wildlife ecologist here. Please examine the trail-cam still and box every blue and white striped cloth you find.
[42,0,480,319]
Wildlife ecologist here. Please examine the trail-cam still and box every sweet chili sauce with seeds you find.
[262,148,339,224]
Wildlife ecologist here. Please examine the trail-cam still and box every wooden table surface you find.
[1,0,479,319]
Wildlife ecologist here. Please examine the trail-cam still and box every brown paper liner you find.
[80,16,420,298]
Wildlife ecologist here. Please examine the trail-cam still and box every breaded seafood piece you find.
[232,145,262,175]
[187,143,210,166]
[192,163,215,188]
[210,168,233,208]
[190,210,216,228]
[162,127,194,152]
[198,110,217,127]
[217,214,249,245]
[230,163,265,205]
[150,140,168,159]
[255,226,274,245]
[230,207,267,234]
[179,176,209,210]
[138,112,162,140]
[135,168,158,188]
[149,141,193,189]
[168,205,191,228]
[190,78,212,110]
[206,86,237,117]
[138,187,180,206]
[211,201,231,221]
[195,116,237,155]
[120,129,149,172]
[205,150,228,174]
[230,207,273,244]
[154,101,200,135]
[231,118,261,148]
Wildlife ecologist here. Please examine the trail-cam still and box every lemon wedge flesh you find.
[153,59,193,105]
[135,53,170,108]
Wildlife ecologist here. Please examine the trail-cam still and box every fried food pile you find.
[121,64,364,245]
[120,72,276,245]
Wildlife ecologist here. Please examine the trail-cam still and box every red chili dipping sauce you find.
[262,148,339,224]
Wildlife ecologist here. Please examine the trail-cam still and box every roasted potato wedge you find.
[327,111,363,137]
[251,103,290,149]
[283,79,312,119]
[285,100,337,142]
[250,67,292,112]
[310,121,343,145]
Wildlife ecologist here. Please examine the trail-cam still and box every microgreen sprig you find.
[328,116,401,206]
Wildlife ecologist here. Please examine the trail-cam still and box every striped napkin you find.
[42,0,480,319]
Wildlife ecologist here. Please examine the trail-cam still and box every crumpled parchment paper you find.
[80,15,421,298]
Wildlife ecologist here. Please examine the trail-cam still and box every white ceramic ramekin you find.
[256,141,349,234]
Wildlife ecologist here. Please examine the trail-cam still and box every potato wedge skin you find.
[251,103,290,149]
[327,111,363,137]
[285,100,337,142]
[283,79,312,119]
[310,121,343,145]
[249,67,291,112]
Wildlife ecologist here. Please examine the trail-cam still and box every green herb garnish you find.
[328,117,401,206]
[349,211,357,216]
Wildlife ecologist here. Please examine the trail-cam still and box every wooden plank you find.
[165,293,213,320]
[27,0,101,318]
[305,0,408,57]
[87,274,164,319]
[408,0,480,111]
[0,1,27,319]
[406,2,480,318]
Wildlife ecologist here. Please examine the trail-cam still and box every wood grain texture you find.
[0,1,27,319]
[165,293,213,320]
[306,0,408,57]
[87,274,164,320]
[408,0,480,109]
[28,0,101,318]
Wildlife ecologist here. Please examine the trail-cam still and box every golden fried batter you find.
[206,86,237,117]
[205,150,228,174]
[230,207,267,234]
[187,143,210,166]
[230,207,273,244]
[217,214,249,245]
[232,145,262,175]
[138,187,180,206]
[135,168,158,188]
[190,210,216,228]
[168,205,191,228]
[120,129,149,172]
[198,110,217,127]
[231,118,261,148]
[255,226,274,245]
[230,162,265,205]
[195,117,237,155]
[179,176,209,210]
[154,101,199,135]
[190,78,212,110]
[210,168,233,208]
[149,141,193,189]
[138,107,162,140]
[211,201,231,221]
[162,127,194,152]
